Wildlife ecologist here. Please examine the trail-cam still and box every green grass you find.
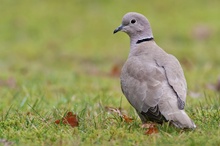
[0,0,220,145]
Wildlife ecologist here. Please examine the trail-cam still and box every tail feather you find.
[159,100,196,129]
[168,110,196,129]
[137,99,196,129]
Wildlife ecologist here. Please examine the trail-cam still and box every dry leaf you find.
[105,106,123,116]
[55,112,79,128]
[105,106,133,123]
[55,119,60,124]
[141,123,159,135]
[215,77,220,91]
[122,114,133,123]
[179,58,194,70]
[109,64,121,77]
[206,76,220,92]
[144,124,159,135]
[140,123,154,129]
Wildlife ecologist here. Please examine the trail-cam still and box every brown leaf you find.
[122,114,133,123]
[179,58,194,70]
[109,64,121,77]
[215,77,220,91]
[105,106,123,117]
[140,123,154,129]
[206,76,220,92]
[105,106,133,123]
[144,124,159,135]
[55,119,61,124]
[55,112,79,128]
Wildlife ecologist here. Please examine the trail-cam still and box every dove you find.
[113,12,196,129]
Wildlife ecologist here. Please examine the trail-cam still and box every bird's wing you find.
[155,54,187,109]
[120,56,165,113]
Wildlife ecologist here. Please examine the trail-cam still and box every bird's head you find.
[113,12,153,39]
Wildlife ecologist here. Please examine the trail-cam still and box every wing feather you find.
[155,54,187,109]
[121,56,165,113]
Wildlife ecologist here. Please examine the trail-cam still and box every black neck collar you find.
[136,37,154,44]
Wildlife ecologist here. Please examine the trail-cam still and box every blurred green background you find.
[0,0,220,145]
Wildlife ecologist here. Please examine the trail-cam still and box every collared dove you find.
[113,12,196,129]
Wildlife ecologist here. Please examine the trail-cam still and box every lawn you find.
[0,0,220,145]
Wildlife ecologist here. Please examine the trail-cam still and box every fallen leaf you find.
[179,58,194,70]
[62,112,79,127]
[122,114,133,123]
[142,123,159,135]
[206,76,220,92]
[55,112,79,128]
[54,119,61,125]
[140,123,154,129]
[109,64,122,77]
[105,106,123,117]
[215,77,220,91]
[105,106,133,123]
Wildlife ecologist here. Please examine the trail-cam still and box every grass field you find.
[0,0,220,145]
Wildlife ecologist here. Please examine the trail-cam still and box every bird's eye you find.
[131,19,136,24]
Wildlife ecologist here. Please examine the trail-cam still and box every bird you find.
[113,12,196,129]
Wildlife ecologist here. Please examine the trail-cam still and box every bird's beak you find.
[113,25,123,34]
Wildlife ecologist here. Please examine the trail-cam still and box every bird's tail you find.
[159,100,196,129]
[167,110,196,129]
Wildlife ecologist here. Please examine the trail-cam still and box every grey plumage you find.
[114,12,196,129]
